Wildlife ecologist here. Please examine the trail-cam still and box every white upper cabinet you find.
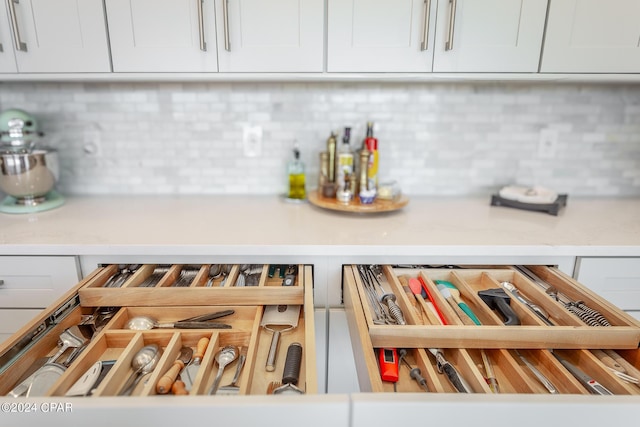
[106,0,218,72]
[541,0,640,73]
[327,0,437,72]
[432,0,548,72]
[0,2,18,72]
[3,0,110,73]
[215,0,324,72]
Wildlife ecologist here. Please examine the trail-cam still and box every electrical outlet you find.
[537,129,558,159]
[82,125,101,157]
[243,125,262,157]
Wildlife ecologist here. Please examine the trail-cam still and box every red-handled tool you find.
[418,276,449,325]
[378,348,399,382]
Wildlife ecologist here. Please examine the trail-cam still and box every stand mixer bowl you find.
[0,148,59,206]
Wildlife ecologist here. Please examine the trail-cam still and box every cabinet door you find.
[327,0,436,72]
[432,0,547,72]
[106,0,218,72]
[541,0,640,73]
[576,258,640,315]
[0,1,17,72]
[215,0,323,72]
[9,0,110,72]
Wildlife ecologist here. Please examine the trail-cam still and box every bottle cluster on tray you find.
[319,122,379,205]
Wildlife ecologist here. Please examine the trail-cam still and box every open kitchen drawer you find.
[344,264,640,395]
[0,264,317,399]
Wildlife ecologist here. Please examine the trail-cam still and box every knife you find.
[555,353,613,395]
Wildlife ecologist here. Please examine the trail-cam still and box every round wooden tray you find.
[307,190,409,213]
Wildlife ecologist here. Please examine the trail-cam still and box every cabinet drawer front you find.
[577,258,640,312]
[0,256,79,308]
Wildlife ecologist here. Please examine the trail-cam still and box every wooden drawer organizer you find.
[0,264,316,398]
[344,265,640,394]
[79,264,304,307]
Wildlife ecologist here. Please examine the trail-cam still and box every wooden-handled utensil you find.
[183,336,210,390]
[156,347,193,394]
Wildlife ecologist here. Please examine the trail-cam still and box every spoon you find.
[126,315,231,330]
[208,346,238,395]
[119,344,162,396]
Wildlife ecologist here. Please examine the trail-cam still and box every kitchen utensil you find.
[26,362,66,397]
[183,337,210,390]
[261,304,301,372]
[499,281,553,325]
[173,266,200,287]
[205,264,223,286]
[398,349,428,392]
[139,265,170,287]
[435,280,482,325]
[437,286,476,325]
[417,275,448,324]
[119,344,162,396]
[218,347,247,395]
[171,376,189,395]
[208,345,238,395]
[407,278,440,325]
[125,315,231,330]
[156,346,193,394]
[65,360,115,397]
[481,350,499,393]
[272,342,304,395]
[478,288,520,325]
[515,265,610,326]
[357,265,405,325]
[427,348,473,393]
[515,350,558,394]
[603,349,640,382]
[554,353,613,395]
[7,357,49,397]
[48,326,91,364]
[378,348,399,382]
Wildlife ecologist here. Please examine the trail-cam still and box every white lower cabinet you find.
[576,257,640,319]
[0,256,79,341]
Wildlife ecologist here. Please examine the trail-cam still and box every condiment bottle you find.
[364,122,379,191]
[336,127,354,203]
[359,148,370,194]
[326,132,337,183]
[287,144,306,200]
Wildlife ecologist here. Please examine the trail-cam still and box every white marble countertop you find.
[0,195,638,257]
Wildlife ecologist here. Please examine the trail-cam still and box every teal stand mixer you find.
[0,109,64,213]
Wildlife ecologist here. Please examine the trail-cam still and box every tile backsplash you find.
[1,81,639,197]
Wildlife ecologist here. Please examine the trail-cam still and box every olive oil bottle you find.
[287,144,306,200]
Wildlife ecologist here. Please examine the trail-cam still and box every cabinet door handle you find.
[7,0,27,52]
[420,0,431,51]
[222,0,230,51]
[0,279,4,285]
[197,0,206,51]
[445,0,457,51]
